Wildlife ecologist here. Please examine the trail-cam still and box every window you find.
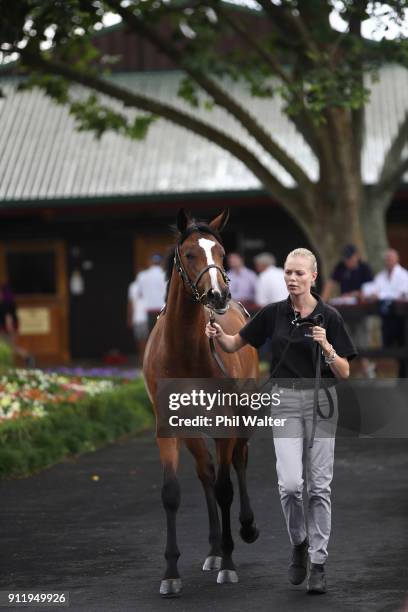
[6,251,56,294]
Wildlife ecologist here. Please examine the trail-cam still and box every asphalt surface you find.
[1,431,408,612]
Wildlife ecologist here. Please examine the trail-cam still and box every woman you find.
[205,248,356,594]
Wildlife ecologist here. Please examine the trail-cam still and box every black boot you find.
[288,538,308,585]
[307,562,326,594]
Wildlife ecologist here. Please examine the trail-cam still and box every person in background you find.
[321,245,373,302]
[226,252,257,307]
[127,279,148,366]
[365,249,408,301]
[134,254,167,334]
[254,252,288,307]
[322,245,374,377]
[0,284,35,367]
[363,249,408,378]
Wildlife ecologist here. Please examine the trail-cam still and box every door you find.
[0,240,69,364]
[68,236,135,359]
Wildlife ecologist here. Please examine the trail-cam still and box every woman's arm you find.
[205,322,247,353]
[312,325,350,378]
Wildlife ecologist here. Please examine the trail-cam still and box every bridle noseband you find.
[173,233,230,305]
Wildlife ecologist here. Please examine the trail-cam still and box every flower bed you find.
[0,369,120,422]
[45,366,140,379]
[0,370,153,479]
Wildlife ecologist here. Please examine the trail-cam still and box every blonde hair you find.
[285,248,318,273]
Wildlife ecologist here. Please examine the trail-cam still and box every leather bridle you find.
[173,240,230,305]
[173,229,231,377]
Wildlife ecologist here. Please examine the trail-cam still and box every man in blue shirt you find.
[322,245,373,300]
[322,245,374,377]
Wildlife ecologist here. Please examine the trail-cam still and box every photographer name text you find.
[168,415,287,427]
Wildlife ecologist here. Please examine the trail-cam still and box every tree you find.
[1,0,408,277]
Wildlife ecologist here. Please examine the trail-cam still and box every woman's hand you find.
[312,325,330,351]
[312,325,350,378]
[205,321,246,353]
[205,322,224,339]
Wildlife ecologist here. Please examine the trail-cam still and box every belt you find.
[275,379,337,391]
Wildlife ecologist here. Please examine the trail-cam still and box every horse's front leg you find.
[215,438,238,584]
[232,439,260,543]
[184,438,222,571]
[157,436,182,598]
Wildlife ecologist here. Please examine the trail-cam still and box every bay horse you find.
[143,209,259,597]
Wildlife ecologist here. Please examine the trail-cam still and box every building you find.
[0,24,407,362]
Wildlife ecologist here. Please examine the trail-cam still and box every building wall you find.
[1,195,407,360]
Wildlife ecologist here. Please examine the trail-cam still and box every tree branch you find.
[255,0,320,59]
[20,49,302,211]
[374,110,408,201]
[105,0,313,189]
[212,3,293,87]
[348,0,368,165]
[374,156,408,206]
[214,0,325,154]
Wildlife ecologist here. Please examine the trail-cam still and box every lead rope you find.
[310,341,335,449]
[208,309,230,377]
[207,303,250,378]
[310,342,322,449]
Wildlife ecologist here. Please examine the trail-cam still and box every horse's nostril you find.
[207,288,223,305]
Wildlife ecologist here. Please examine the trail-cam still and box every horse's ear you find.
[208,209,229,233]
[176,208,190,233]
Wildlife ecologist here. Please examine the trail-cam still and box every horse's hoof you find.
[217,569,239,584]
[160,578,182,597]
[203,555,222,571]
[240,524,260,544]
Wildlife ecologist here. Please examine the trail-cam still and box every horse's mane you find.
[164,219,224,301]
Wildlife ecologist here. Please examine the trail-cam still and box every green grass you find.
[0,378,153,479]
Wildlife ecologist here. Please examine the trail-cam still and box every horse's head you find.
[175,209,231,313]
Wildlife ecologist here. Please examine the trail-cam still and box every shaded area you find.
[0,433,407,612]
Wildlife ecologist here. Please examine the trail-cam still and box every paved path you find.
[1,433,407,612]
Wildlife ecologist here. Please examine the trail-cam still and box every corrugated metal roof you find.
[0,65,408,204]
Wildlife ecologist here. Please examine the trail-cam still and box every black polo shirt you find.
[239,293,357,378]
[331,260,373,293]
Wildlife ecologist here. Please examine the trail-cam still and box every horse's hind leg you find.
[184,438,222,571]
[233,439,260,544]
[215,439,238,584]
[157,436,182,598]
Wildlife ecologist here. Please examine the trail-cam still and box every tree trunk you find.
[264,185,367,283]
[360,193,389,274]
[305,195,366,283]
[276,107,372,283]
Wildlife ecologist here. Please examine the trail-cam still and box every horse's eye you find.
[185,252,194,260]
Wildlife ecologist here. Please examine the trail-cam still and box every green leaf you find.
[126,115,157,140]
[17,74,70,104]
[178,76,200,107]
